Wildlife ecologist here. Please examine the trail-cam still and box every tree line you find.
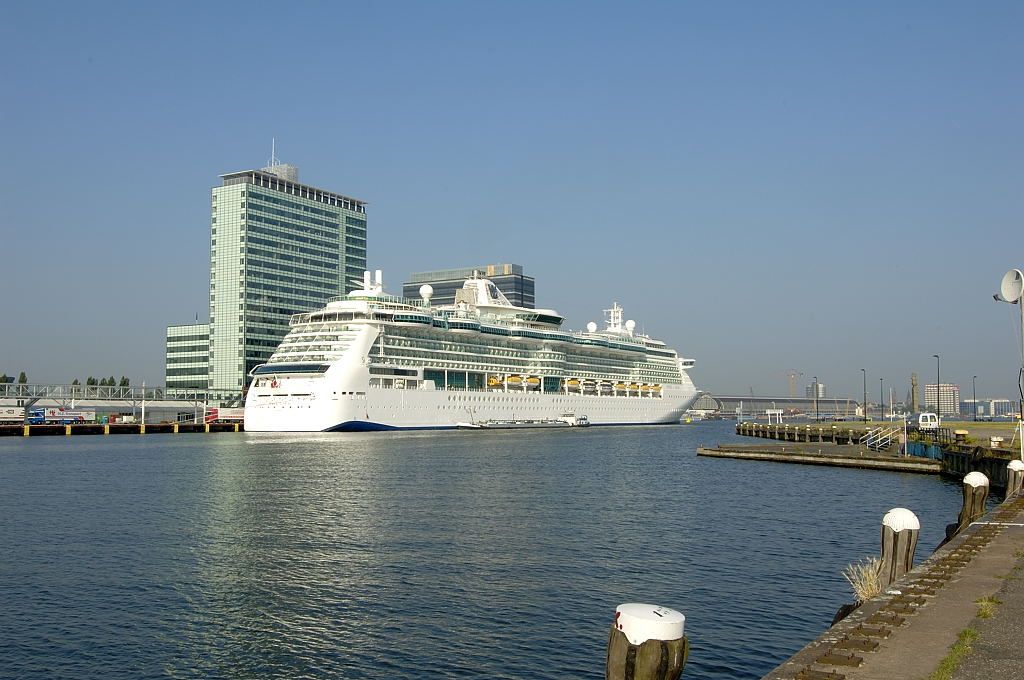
[0,373,132,387]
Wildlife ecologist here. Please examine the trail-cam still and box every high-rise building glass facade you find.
[165,324,209,393]
[403,264,535,308]
[166,162,367,398]
[925,383,960,415]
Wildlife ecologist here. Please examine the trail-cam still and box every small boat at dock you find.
[456,414,590,430]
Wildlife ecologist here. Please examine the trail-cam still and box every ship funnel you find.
[363,271,371,290]
[375,270,383,287]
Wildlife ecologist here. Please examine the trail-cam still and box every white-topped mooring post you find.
[941,472,990,547]
[879,508,920,589]
[958,472,990,529]
[1007,460,1024,498]
[606,603,689,680]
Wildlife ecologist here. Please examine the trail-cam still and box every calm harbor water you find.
[0,422,970,679]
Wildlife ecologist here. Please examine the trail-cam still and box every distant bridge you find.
[692,393,861,419]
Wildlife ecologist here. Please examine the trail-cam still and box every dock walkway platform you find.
[698,443,941,474]
[762,495,1024,680]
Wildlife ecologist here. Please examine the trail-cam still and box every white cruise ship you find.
[243,271,699,432]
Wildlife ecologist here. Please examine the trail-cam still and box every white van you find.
[917,412,940,430]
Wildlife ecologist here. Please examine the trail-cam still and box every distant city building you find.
[987,399,1015,417]
[960,399,982,419]
[166,156,368,398]
[805,383,826,399]
[925,383,960,416]
[991,399,1016,417]
[403,264,534,308]
[165,324,209,393]
[961,398,1016,418]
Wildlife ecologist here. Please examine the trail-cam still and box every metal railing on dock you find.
[736,421,868,445]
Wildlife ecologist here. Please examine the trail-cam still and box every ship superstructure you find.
[243,271,698,431]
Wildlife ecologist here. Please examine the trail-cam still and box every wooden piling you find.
[1007,460,1024,497]
[879,508,920,589]
[940,472,989,547]
[606,604,688,680]
[957,471,990,528]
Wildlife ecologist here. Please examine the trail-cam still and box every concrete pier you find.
[0,422,243,437]
[697,443,941,474]
[733,421,1020,489]
[761,495,1024,680]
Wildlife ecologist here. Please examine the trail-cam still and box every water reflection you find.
[0,423,969,679]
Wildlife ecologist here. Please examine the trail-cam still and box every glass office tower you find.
[207,163,367,393]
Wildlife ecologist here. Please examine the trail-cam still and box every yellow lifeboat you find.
[614,382,627,391]
[652,384,662,393]
[526,376,541,388]
[507,375,523,385]
[487,376,503,387]
[566,378,581,389]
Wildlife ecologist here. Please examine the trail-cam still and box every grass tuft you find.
[843,556,883,603]
[976,596,1001,619]
[926,628,979,680]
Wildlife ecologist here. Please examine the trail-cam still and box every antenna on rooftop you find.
[268,138,280,167]
[262,138,298,181]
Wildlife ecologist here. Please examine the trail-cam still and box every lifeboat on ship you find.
[598,381,613,394]
[614,382,627,391]
[566,378,581,391]
[487,375,504,388]
[526,376,541,390]
[582,380,597,393]
[507,375,524,387]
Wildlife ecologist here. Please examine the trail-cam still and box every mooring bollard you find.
[606,603,689,680]
[940,471,990,547]
[879,508,920,589]
[958,471,990,527]
[1007,460,1024,497]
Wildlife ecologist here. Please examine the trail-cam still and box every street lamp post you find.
[813,376,818,421]
[880,377,884,420]
[861,368,867,422]
[972,375,977,422]
[933,354,941,419]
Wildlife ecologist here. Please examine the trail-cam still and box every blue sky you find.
[1,1,1021,401]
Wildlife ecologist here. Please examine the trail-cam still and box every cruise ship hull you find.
[245,385,698,432]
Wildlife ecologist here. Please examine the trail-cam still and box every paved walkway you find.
[762,495,1024,680]
[950,542,1024,680]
